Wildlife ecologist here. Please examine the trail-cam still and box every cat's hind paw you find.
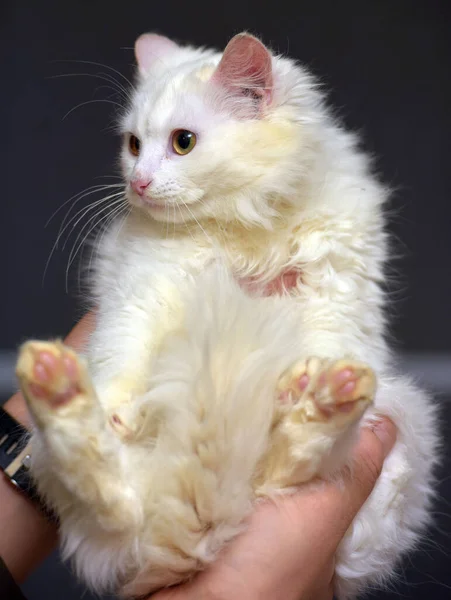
[255,358,376,490]
[16,341,94,418]
[277,357,375,424]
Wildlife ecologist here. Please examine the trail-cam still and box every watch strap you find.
[0,406,55,520]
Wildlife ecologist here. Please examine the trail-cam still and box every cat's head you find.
[120,33,306,228]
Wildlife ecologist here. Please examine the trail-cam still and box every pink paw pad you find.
[278,390,292,404]
[276,366,311,405]
[29,349,80,408]
[298,374,309,392]
[33,351,59,383]
[313,366,363,416]
[333,368,357,399]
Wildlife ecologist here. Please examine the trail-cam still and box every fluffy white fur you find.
[18,32,438,599]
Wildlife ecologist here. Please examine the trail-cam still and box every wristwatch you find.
[0,406,44,600]
[0,406,53,517]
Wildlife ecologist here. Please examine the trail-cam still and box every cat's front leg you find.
[16,340,141,531]
[88,275,187,439]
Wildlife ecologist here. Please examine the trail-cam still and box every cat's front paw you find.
[16,341,93,421]
[277,357,375,423]
[98,385,143,441]
[109,407,140,441]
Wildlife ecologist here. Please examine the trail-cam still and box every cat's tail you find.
[124,265,301,595]
[334,372,440,599]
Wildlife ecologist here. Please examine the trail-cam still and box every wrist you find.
[0,394,57,582]
[4,392,32,431]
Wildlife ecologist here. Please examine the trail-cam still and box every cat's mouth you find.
[128,189,206,220]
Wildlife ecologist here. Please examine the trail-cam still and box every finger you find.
[284,417,397,548]
[254,417,396,552]
[340,417,397,519]
[64,311,96,349]
[137,420,397,600]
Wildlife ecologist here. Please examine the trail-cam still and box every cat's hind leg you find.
[17,340,95,420]
[16,340,141,531]
[255,358,375,493]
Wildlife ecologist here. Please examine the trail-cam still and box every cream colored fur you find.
[17,33,438,599]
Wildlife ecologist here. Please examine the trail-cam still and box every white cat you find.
[16,33,438,599]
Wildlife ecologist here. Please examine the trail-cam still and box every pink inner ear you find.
[134,34,179,74]
[213,34,273,104]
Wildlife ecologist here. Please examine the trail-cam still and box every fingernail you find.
[372,418,397,458]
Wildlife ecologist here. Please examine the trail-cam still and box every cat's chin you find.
[129,196,167,212]
[149,208,201,225]
[128,196,205,225]
[136,200,208,225]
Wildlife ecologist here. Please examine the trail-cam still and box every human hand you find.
[151,418,397,600]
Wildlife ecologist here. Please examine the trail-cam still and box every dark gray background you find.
[1,1,451,599]
[1,0,451,352]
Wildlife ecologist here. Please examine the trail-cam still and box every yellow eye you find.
[172,130,197,155]
[129,134,141,156]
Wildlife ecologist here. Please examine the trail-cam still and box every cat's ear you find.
[134,33,179,75]
[213,33,273,114]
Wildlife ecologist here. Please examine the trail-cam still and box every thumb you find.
[336,417,397,531]
[290,416,397,552]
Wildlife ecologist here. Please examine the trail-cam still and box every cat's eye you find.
[129,134,141,157]
[172,130,197,155]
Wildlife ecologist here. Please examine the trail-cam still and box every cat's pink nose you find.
[131,177,152,196]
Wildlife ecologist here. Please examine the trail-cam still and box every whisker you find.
[62,98,123,120]
[165,198,170,239]
[45,183,123,227]
[43,190,124,285]
[111,206,129,242]
[102,122,121,135]
[94,203,129,262]
[96,71,133,100]
[66,199,126,290]
[67,197,126,267]
[81,204,130,290]
[51,59,135,91]
[93,85,126,102]
[176,203,195,242]
[60,191,124,250]
[82,213,114,286]
[100,209,126,252]
[173,201,176,240]
[76,204,123,292]
[48,72,132,104]
[64,201,116,285]
[180,200,212,244]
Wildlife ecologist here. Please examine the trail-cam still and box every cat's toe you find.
[276,357,325,405]
[109,410,139,440]
[16,341,91,414]
[258,358,375,490]
[313,360,376,419]
[277,357,375,425]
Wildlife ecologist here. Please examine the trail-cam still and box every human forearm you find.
[0,312,95,582]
